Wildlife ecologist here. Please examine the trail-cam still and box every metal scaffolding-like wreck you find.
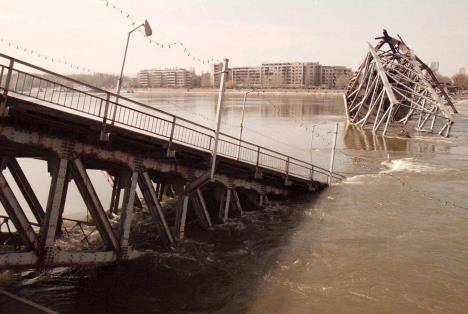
[344,30,458,137]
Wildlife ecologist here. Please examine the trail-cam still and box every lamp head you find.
[144,20,152,37]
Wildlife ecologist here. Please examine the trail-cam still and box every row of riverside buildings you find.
[137,68,195,88]
[210,62,353,89]
[136,61,353,89]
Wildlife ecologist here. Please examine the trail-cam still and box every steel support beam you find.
[190,192,211,229]
[0,252,38,269]
[6,158,45,224]
[40,158,69,264]
[0,172,40,252]
[109,174,121,215]
[196,189,212,228]
[231,188,243,217]
[70,158,119,253]
[117,171,138,259]
[138,171,174,243]
[174,195,189,240]
[219,188,231,223]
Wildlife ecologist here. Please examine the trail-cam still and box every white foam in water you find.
[342,158,450,185]
[381,158,439,173]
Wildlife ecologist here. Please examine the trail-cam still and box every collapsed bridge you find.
[0,53,343,270]
[344,30,458,137]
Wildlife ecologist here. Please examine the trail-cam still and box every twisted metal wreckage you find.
[344,30,458,137]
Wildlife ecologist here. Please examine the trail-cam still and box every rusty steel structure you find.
[0,53,343,270]
[344,30,458,137]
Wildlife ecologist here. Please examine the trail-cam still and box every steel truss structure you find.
[344,30,458,137]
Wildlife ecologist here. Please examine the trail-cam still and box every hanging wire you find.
[0,37,95,73]
[98,0,221,65]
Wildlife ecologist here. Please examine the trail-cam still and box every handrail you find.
[0,53,345,182]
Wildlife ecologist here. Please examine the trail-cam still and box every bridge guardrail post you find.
[99,93,111,141]
[166,116,177,157]
[0,58,14,117]
[256,146,261,168]
[254,146,262,179]
[284,156,291,186]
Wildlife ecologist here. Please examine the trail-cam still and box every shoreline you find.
[129,87,345,97]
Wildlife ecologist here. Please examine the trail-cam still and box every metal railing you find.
[0,53,344,183]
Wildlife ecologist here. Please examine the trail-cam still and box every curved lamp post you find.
[116,19,152,98]
[236,89,254,160]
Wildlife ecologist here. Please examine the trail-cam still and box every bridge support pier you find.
[138,171,174,243]
[231,188,243,217]
[174,194,189,240]
[71,157,119,253]
[219,188,231,223]
[40,158,69,265]
[117,171,138,260]
[190,189,212,229]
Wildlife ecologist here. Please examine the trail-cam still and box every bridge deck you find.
[0,52,343,188]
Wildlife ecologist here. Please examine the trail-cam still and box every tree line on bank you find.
[437,73,468,90]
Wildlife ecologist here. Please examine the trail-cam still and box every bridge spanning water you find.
[0,53,343,269]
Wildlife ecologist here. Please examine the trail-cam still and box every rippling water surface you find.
[1,93,467,313]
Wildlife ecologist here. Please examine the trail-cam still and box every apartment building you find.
[211,61,352,89]
[261,62,305,88]
[209,63,224,89]
[320,66,353,88]
[230,67,262,87]
[137,68,194,88]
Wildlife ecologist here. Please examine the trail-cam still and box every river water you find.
[1,92,468,313]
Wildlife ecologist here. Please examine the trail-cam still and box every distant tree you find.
[242,77,252,88]
[452,73,468,89]
[200,73,211,88]
[226,80,237,89]
[335,75,350,89]
[435,73,452,85]
[269,75,284,88]
[124,77,139,89]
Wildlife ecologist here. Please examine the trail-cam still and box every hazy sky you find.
[0,0,467,76]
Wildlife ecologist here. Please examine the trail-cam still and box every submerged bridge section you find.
[0,53,343,269]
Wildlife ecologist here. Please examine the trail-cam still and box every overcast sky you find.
[0,0,467,76]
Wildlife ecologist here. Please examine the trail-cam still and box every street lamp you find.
[236,89,254,160]
[116,19,152,98]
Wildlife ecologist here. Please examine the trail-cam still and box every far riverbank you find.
[129,87,345,97]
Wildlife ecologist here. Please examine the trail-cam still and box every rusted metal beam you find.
[190,192,211,229]
[138,171,174,243]
[5,158,45,224]
[117,171,138,259]
[70,157,119,253]
[219,188,231,223]
[196,189,212,228]
[40,158,69,264]
[231,188,243,217]
[174,195,189,240]
[0,171,40,252]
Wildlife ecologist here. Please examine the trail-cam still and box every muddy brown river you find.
[1,93,467,313]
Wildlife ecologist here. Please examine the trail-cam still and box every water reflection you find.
[343,123,453,155]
